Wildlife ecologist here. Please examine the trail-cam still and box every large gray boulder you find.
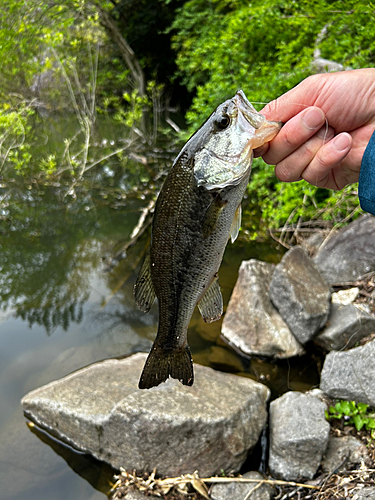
[21,353,270,477]
[210,471,274,500]
[269,246,331,344]
[269,392,330,481]
[320,339,375,405]
[314,303,375,351]
[221,260,304,359]
[314,215,375,284]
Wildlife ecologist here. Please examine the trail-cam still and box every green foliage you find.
[169,0,375,231]
[0,101,34,175]
[242,158,361,238]
[326,400,375,438]
[171,0,375,130]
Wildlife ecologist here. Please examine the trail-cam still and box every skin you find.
[254,68,375,190]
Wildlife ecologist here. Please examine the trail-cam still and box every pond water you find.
[0,119,320,499]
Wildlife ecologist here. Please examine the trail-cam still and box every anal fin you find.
[230,204,241,243]
[198,277,223,323]
[134,250,156,313]
[138,345,194,389]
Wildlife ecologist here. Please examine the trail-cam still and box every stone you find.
[300,231,327,255]
[311,57,344,73]
[354,487,375,499]
[21,353,270,477]
[314,214,375,284]
[268,391,330,481]
[331,287,360,305]
[314,303,375,351]
[320,339,375,405]
[321,436,369,473]
[269,246,331,344]
[210,471,274,500]
[221,260,304,359]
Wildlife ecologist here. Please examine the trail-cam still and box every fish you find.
[134,90,281,389]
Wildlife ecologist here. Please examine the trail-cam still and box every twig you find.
[109,469,320,500]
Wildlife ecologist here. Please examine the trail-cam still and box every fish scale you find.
[134,90,281,389]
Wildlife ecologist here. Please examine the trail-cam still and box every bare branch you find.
[97,6,145,96]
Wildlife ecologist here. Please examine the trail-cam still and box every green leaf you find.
[352,414,365,431]
[339,401,352,416]
[357,403,369,414]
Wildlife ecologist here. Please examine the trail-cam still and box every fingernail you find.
[333,133,351,152]
[302,108,325,130]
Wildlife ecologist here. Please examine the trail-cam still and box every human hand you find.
[254,68,375,190]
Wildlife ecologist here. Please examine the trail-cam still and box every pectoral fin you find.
[134,250,156,313]
[230,204,242,243]
[198,277,223,323]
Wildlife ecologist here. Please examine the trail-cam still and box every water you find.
[0,119,320,499]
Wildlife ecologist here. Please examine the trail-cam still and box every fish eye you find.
[215,115,230,130]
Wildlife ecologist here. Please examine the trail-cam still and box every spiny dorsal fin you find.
[198,277,223,323]
[230,204,241,243]
[134,251,156,313]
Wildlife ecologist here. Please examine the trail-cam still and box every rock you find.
[314,215,375,284]
[21,353,270,477]
[354,487,375,499]
[314,303,375,351]
[300,231,327,255]
[268,392,330,481]
[221,260,304,359]
[210,471,274,500]
[321,436,369,473]
[311,56,344,73]
[320,339,375,405]
[269,246,331,344]
[331,287,360,305]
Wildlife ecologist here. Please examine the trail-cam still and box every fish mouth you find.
[234,90,282,131]
[234,90,265,129]
[234,90,282,147]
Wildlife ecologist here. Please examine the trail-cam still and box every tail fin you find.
[138,345,194,389]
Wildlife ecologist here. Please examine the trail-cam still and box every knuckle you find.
[275,161,300,182]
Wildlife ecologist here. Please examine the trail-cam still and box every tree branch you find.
[97,7,145,96]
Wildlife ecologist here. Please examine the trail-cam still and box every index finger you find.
[261,106,326,166]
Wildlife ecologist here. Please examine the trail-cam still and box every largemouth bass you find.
[134,90,281,389]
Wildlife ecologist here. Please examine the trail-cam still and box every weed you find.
[326,400,375,438]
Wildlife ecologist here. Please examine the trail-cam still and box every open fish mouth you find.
[234,90,266,129]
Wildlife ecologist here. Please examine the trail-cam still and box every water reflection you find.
[0,153,320,499]
[0,182,145,334]
[28,422,117,495]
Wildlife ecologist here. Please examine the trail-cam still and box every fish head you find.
[186,90,281,190]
